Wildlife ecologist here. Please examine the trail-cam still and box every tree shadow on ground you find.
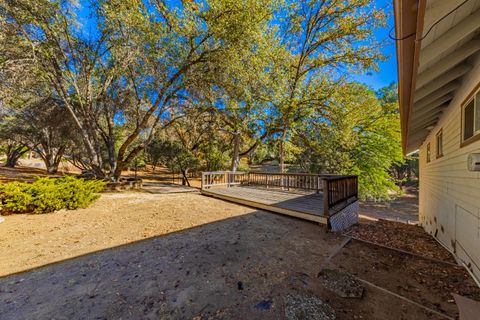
[0,209,468,320]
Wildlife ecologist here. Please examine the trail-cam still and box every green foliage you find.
[250,142,275,164]
[391,153,419,186]
[0,176,106,214]
[269,0,386,170]
[200,142,230,171]
[0,0,280,179]
[148,138,199,173]
[236,158,250,172]
[1,0,401,197]
[294,83,403,201]
[128,154,146,170]
[0,98,73,172]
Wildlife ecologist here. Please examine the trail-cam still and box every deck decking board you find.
[201,186,327,224]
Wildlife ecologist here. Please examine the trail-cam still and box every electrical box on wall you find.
[467,153,480,172]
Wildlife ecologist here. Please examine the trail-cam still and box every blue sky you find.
[352,0,398,90]
[76,0,398,91]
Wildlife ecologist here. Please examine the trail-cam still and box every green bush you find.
[0,176,106,214]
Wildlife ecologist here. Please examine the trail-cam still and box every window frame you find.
[426,142,431,163]
[436,129,443,159]
[461,82,480,148]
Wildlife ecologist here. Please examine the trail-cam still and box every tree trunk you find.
[112,144,146,181]
[53,147,66,173]
[5,146,28,168]
[181,168,190,186]
[5,154,19,168]
[231,132,241,172]
[106,139,117,177]
[39,152,56,174]
[112,160,124,182]
[279,131,286,173]
[45,157,56,174]
[37,145,66,174]
[47,164,57,174]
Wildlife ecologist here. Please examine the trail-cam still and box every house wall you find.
[418,55,480,283]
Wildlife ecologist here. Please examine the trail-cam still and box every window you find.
[436,129,443,158]
[464,99,475,140]
[461,84,480,146]
[426,143,431,163]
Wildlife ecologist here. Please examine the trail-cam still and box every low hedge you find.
[0,176,106,214]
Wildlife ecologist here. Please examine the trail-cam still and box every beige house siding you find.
[418,55,480,282]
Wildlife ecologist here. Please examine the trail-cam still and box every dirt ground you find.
[359,186,419,223]
[0,163,202,187]
[2,207,472,320]
[0,165,62,183]
[0,191,255,276]
[1,167,480,319]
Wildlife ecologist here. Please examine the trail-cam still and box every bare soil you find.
[0,208,462,320]
[1,168,479,319]
[0,163,203,187]
[0,192,252,276]
[359,186,419,223]
[0,165,62,183]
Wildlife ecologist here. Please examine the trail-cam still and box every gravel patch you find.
[318,269,364,298]
[285,292,336,320]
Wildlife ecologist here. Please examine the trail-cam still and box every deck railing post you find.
[323,178,330,216]
[201,172,205,190]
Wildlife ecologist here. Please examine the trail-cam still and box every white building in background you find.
[394,0,480,283]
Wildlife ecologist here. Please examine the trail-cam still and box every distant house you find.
[394,0,480,283]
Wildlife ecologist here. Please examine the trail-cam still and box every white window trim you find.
[461,84,480,146]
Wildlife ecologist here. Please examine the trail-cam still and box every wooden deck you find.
[200,171,359,227]
[201,186,327,224]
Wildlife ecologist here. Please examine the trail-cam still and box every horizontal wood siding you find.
[418,56,480,282]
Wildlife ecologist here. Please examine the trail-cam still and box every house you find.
[394,0,480,283]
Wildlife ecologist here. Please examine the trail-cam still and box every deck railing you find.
[201,171,248,189]
[247,172,327,192]
[322,175,358,215]
[201,171,358,216]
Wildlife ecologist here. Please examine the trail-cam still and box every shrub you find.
[0,176,106,214]
[237,158,250,172]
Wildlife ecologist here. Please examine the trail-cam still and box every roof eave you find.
[394,0,427,154]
